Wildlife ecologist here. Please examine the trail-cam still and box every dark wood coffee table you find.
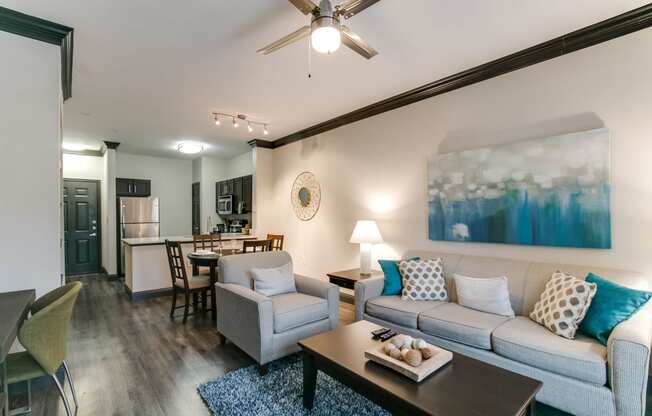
[299,320,542,416]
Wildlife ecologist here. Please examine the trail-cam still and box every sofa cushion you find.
[366,296,445,328]
[418,303,512,349]
[270,293,328,334]
[492,316,607,385]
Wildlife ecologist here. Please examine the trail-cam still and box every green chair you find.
[5,282,82,416]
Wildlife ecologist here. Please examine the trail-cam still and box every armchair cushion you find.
[270,293,329,333]
[252,262,296,296]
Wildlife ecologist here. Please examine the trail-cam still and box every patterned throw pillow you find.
[398,258,448,301]
[529,271,597,339]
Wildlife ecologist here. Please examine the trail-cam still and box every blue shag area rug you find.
[198,354,389,415]
[198,353,583,416]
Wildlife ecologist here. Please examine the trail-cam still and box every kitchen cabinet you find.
[218,180,233,196]
[116,178,151,197]
[215,174,253,213]
[242,175,252,212]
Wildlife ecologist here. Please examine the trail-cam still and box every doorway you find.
[64,179,101,275]
[192,182,200,235]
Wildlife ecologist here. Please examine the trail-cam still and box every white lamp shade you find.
[349,220,384,244]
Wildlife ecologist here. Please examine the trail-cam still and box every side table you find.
[326,268,383,303]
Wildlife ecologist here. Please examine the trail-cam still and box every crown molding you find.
[103,141,121,151]
[63,149,103,157]
[248,139,275,149]
[272,4,652,148]
[0,6,74,100]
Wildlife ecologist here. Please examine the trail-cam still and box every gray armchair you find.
[215,251,339,373]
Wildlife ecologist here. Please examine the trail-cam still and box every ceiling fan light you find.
[311,23,341,54]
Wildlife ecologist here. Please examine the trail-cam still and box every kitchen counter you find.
[122,233,257,300]
[122,233,256,246]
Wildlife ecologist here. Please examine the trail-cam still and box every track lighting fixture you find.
[211,112,270,136]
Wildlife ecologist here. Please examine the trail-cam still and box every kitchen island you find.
[123,233,256,300]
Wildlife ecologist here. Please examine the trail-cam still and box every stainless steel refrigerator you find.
[118,196,160,275]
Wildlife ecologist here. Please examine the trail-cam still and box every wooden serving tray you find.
[364,342,453,382]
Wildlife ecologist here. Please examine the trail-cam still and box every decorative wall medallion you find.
[291,172,321,221]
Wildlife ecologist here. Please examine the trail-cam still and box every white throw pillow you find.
[453,274,515,317]
[251,263,296,296]
[398,258,448,301]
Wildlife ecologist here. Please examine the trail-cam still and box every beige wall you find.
[257,29,652,280]
[117,153,193,236]
[0,32,62,296]
[62,153,104,180]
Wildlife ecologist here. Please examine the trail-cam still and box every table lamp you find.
[350,220,384,275]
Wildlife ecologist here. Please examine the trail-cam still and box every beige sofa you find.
[354,251,652,416]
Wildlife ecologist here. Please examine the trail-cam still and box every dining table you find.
[0,289,35,416]
[187,249,240,322]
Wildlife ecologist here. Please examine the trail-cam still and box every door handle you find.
[89,233,97,237]
[129,184,133,193]
[134,184,137,194]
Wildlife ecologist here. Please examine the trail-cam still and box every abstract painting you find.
[428,129,611,248]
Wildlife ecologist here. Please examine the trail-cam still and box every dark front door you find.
[64,179,100,275]
[192,182,200,234]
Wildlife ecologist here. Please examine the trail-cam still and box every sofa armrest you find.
[354,275,385,321]
[295,274,339,329]
[215,282,274,364]
[608,305,652,416]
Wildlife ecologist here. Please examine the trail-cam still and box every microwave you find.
[217,195,233,215]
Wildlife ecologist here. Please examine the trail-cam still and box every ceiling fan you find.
[257,0,381,59]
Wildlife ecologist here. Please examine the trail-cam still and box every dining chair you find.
[242,239,273,253]
[165,240,213,324]
[193,233,222,252]
[5,281,82,416]
[266,234,284,251]
[192,233,222,275]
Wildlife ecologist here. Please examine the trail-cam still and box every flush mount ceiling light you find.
[177,142,204,154]
[257,0,379,59]
[212,113,270,136]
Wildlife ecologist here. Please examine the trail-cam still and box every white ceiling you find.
[1,0,647,158]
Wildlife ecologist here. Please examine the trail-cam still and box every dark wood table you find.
[1,289,35,416]
[326,268,383,290]
[299,320,542,416]
[187,253,219,322]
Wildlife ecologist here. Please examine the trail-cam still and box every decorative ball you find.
[391,336,405,348]
[412,339,427,349]
[400,348,410,360]
[384,343,397,355]
[389,348,402,360]
[405,349,423,367]
[402,336,414,349]
[420,347,435,360]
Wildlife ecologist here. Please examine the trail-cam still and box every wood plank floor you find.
[22,276,355,416]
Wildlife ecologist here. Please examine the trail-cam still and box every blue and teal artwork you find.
[428,129,611,249]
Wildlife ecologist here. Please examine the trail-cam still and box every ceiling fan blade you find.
[288,0,318,15]
[257,26,311,55]
[337,0,381,19]
[341,26,378,59]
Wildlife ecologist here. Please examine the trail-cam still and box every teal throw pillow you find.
[579,273,652,345]
[378,257,419,296]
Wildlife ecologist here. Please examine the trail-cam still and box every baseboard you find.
[124,285,172,302]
